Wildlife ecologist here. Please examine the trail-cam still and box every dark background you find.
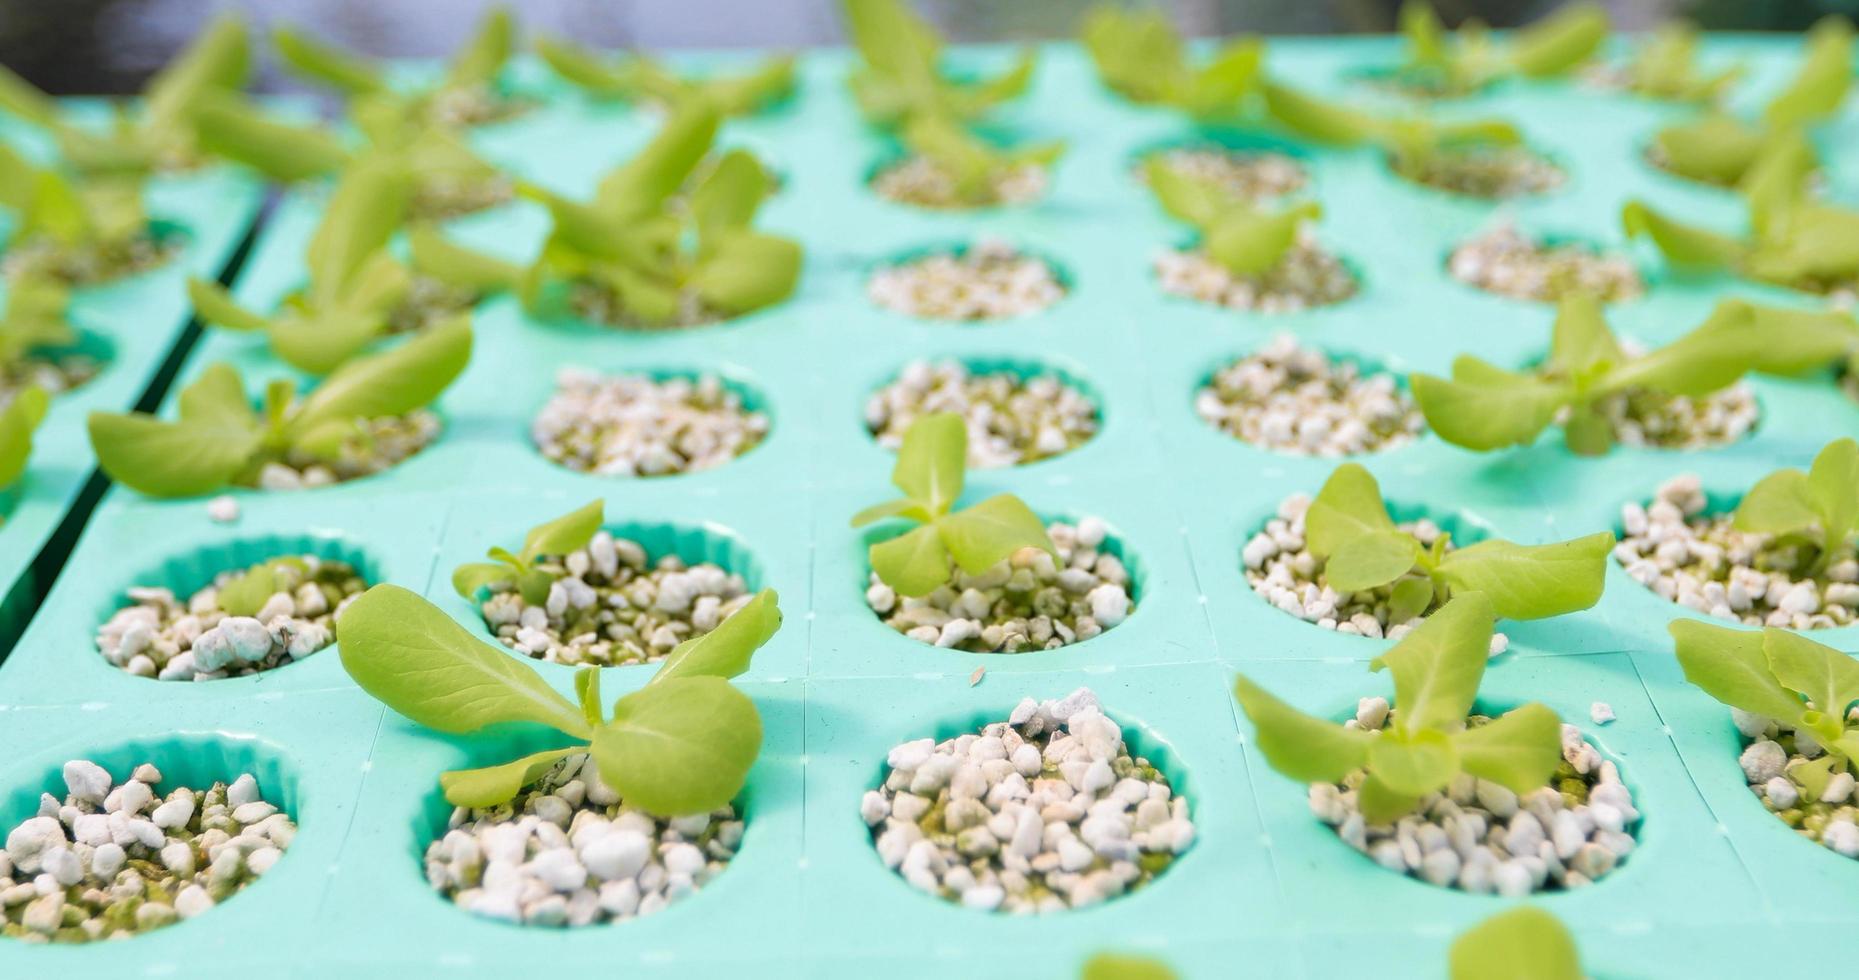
[5,0,1856,96]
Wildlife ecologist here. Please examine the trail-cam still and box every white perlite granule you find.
[253,411,441,490]
[1394,146,1567,200]
[95,555,367,681]
[1730,707,1859,858]
[1243,493,1510,655]
[870,155,1048,210]
[1313,700,1638,895]
[1136,148,1308,201]
[866,240,1065,320]
[425,751,742,927]
[1615,474,1857,630]
[1195,336,1422,456]
[480,531,753,667]
[1577,375,1757,450]
[866,360,1098,468]
[1154,234,1358,314]
[533,369,768,477]
[1447,225,1644,304]
[867,518,1135,653]
[863,687,1192,913]
[0,762,294,943]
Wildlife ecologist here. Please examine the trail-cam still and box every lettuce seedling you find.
[1235,592,1564,822]
[185,157,413,374]
[1733,438,1859,576]
[521,103,800,326]
[1144,156,1321,277]
[1391,1,1608,97]
[452,499,604,605]
[1080,6,1261,116]
[1621,21,1741,103]
[1671,619,1859,801]
[87,317,471,498]
[536,38,795,117]
[215,556,315,618]
[851,412,1055,598]
[1304,462,1612,623]
[1259,79,1524,181]
[1449,907,1582,980]
[892,114,1065,209]
[274,7,524,128]
[0,144,160,285]
[841,0,1035,127]
[0,386,49,496]
[0,276,75,370]
[339,584,780,813]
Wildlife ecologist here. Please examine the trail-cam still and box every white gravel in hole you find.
[95,554,366,681]
[1195,336,1422,456]
[0,761,294,943]
[480,531,753,667]
[866,518,1135,653]
[866,239,1065,320]
[389,275,483,335]
[1243,492,1510,654]
[1614,474,1856,629]
[1394,146,1567,200]
[0,354,101,409]
[1313,699,1638,895]
[866,359,1098,468]
[863,687,1192,913]
[252,413,441,490]
[1448,224,1644,303]
[870,155,1048,209]
[533,369,768,477]
[1135,147,1308,200]
[1730,708,1859,858]
[1155,233,1358,313]
[1,231,178,287]
[426,752,742,927]
[1572,344,1757,449]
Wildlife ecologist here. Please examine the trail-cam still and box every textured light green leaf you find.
[1411,357,1570,451]
[287,316,471,438]
[1449,907,1582,980]
[1762,16,1854,129]
[1323,531,1422,594]
[870,524,952,598]
[1357,771,1422,824]
[1082,6,1185,103]
[1734,467,1817,536]
[88,410,261,499]
[0,386,48,489]
[1304,462,1398,558]
[1432,532,1613,621]
[1787,754,1837,798]
[691,150,772,244]
[186,277,268,332]
[1653,115,1762,186]
[936,494,1055,575]
[535,36,632,96]
[408,224,523,293]
[691,230,802,315]
[1738,304,1858,376]
[1177,38,1262,115]
[1368,729,1458,797]
[1807,437,1859,554]
[306,158,413,304]
[594,676,761,815]
[596,102,720,218]
[1142,157,1233,228]
[445,7,515,89]
[145,14,251,131]
[850,498,931,528]
[1763,628,1859,718]
[1370,592,1495,735]
[190,95,349,183]
[273,26,384,95]
[1669,619,1807,724]
[890,411,965,515]
[451,561,514,600]
[842,0,942,89]
[1388,576,1435,625]
[337,584,590,737]
[653,589,781,684]
[576,666,602,729]
[440,748,581,808]
[1261,81,1380,146]
[1205,201,1320,276]
[1599,300,1755,398]
[521,499,604,562]
[1453,702,1563,794]
[266,308,386,376]
[1546,292,1624,378]
[1508,2,1608,77]
[1621,200,1746,270]
[1233,674,1373,783]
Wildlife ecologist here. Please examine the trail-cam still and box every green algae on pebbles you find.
[427,751,743,926]
[1395,146,1566,200]
[481,533,753,667]
[1155,235,1357,313]
[870,155,1048,209]
[1136,147,1308,201]
[866,519,1134,652]
[533,369,768,477]
[1733,710,1859,858]
[863,688,1191,913]
[1196,336,1422,456]
[867,240,1065,320]
[1448,225,1644,303]
[96,555,366,681]
[867,360,1098,468]
[0,762,294,943]
[1313,701,1638,895]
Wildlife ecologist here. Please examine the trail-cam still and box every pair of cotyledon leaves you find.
[451,498,606,607]
[274,6,517,112]
[1260,78,1527,174]
[1395,1,1609,97]
[841,0,1034,128]
[896,114,1066,208]
[1735,437,1859,577]
[537,38,796,118]
[1144,154,1322,277]
[339,581,781,815]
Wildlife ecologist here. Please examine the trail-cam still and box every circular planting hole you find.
[1728,712,1859,858]
[1243,493,1507,651]
[1132,143,1309,202]
[423,750,745,927]
[865,357,1100,468]
[867,239,1068,322]
[1445,224,1645,304]
[472,521,764,668]
[1388,145,1566,201]
[864,515,1140,653]
[1195,336,1422,457]
[96,535,376,681]
[1615,475,1856,630]
[533,368,770,478]
[867,150,1049,211]
[0,736,298,943]
[1,219,187,288]
[0,327,114,408]
[862,688,1193,912]
[1313,698,1640,894]
[1155,233,1359,314]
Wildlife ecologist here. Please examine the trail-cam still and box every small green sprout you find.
[1671,619,1859,801]
[1080,952,1177,980]
[851,412,1055,598]
[521,103,800,327]
[1260,78,1524,182]
[452,499,604,605]
[1448,907,1582,980]
[215,556,314,617]
[0,276,76,370]
[87,317,471,498]
[1236,592,1564,823]
[890,114,1065,209]
[1621,21,1742,103]
[1304,462,1612,623]
[339,584,780,813]
[1080,6,1262,115]
[0,386,49,496]
[535,38,796,117]
[1144,155,1321,277]
[841,0,1035,127]
[1409,292,1841,455]
[186,157,414,374]
[0,145,159,286]
[1733,438,1859,576]
[274,7,526,129]
[1391,1,1608,98]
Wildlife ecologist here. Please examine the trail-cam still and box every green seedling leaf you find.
[691,230,802,314]
[536,36,632,95]
[889,410,966,517]
[190,94,350,183]
[1081,952,1178,980]
[576,666,602,729]
[1621,200,1746,270]
[1452,702,1563,794]
[1669,619,1807,725]
[1432,532,1613,621]
[1630,22,1739,102]
[1325,532,1423,594]
[0,386,49,489]
[1763,628,1859,719]
[1367,729,1458,797]
[1204,201,1322,276]
[1762,16,1854,130]
[1738,304,1859,376]
[1789,754,1838,798]
[307,158,414,305]
[273,26,385,95]
[215,562,278,617]
[1388,577,1435,625]
[1358,772,1422,824]
[1508,3,1608,77]
[597,102,721,218]
[653,589,782,684]
[1653,114,1762,186]
[1410,356,1570,451]
[937,494,1055,574]
[593,676,762,815]
[1304,463,1398,557]
[1547,292,1624,377]
[1807,438,1859,556]
[1370,592,1495,735]
[870,524,953,598]
[145,13,251,135]
[186,278,268,332]
[691,150,773,243]
[409,224,524,293]
[445,7,515,90]
[88,363,265,498]
[286,316,471,439]
[1735,438,1859,568]
[521,499,604,562]
[1735,467,1817,536]
[451,561,514,600]
[1261,81,1380,146]
[0,63,55,127]
[1082,6,1186,104]
[440,747,581,808]
[1449,907,1582,980]
[1233,674,1373,782]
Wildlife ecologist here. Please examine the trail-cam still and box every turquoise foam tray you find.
[3,34,1858,978]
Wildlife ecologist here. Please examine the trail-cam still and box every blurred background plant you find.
[3,0,1853,95]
